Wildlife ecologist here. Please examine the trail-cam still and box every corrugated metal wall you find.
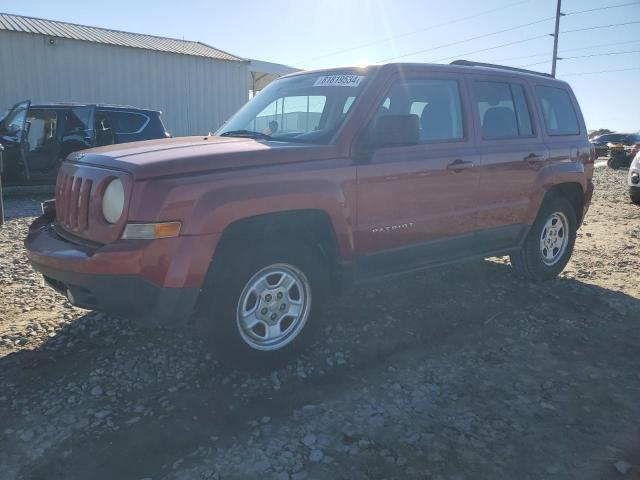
[0,31,248,136]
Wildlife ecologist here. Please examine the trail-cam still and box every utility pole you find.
[0,144,4,226]
[551,0,562,77]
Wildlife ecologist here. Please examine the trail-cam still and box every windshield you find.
[216,70,370,144]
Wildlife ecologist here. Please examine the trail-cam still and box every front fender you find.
[129,160,357,262]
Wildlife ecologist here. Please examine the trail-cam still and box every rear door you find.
[469,76,547,251]
[59,105,96,160]
[355,71,481,276]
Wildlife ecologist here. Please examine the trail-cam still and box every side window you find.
[511,84,533,136]
[95,111,115,146]
[474,81,533,139]
[381,79,464,143]
[536,86,580,136]
[64,107,91,134]
[109,111,148,134]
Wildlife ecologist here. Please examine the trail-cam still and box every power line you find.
[422,18,640,70]
[563,1,640,16]
[520,59,552,67]
[293,0,529,66]
[426,35,549,64]
[559,66,640,77]
[561,49,640,60]
[492,39,640,62]
[561,20,640,34]
[377,16,555,63]
[521,49,640,67]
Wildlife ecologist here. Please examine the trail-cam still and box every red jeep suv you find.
[25,61,594,360]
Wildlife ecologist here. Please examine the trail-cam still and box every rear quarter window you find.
[108,111,149,134]
[536,86,580,136]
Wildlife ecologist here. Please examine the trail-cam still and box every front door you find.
[355,74,481,277]
[0,100,31,183]
[24,108,60,176]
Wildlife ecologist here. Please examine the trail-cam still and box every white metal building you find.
[0,13,296,136]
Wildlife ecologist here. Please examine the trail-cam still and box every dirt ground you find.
[0,165,638,480]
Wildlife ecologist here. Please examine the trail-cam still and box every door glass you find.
[511,84,533,136]
[474,81,535,138]
[95,111,115,146]
[382,79,464,142]
[64,107,91,134]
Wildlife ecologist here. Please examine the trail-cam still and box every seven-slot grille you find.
[55,173,93,232]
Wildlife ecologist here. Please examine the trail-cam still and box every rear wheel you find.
[510,195,577,281]
[607,156,622,169]
[199,240,328,366]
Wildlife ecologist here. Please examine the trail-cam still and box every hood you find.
[67,136,336,179]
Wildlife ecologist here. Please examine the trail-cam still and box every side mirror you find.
[373,114,420,148]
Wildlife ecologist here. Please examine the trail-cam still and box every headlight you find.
[102,178,124,223]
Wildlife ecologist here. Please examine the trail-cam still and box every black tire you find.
[607,157,621,169]
[510,195,577,281]
[631,188,640,205]
[198,239,328,368]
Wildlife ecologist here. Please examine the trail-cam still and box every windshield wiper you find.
[220,130,272,140]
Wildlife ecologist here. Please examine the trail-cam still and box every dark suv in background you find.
[0,100,169,185]
[590,133,640,158]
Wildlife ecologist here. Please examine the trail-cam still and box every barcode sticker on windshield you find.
[313,75,364,87]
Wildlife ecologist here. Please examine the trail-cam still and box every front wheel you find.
[631,188,640,205]
[199,240,328,366]
[510,196,577,281]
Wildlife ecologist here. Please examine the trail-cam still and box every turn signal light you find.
[121,222,181,239]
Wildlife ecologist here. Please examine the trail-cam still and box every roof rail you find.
[450,60,554,78]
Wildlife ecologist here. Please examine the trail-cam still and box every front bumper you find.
[25,215,220,324]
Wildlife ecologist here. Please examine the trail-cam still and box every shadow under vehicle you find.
[0,100,170,185]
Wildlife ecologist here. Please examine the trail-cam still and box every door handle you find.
[446,159,474,172]
[524,153,543,164]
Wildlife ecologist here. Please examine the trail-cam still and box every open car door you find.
[0,100,31,182]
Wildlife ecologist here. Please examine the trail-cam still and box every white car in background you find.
[630,151,640,205]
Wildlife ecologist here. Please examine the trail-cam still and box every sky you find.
[2,0,639,132]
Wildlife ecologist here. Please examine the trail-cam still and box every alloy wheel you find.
[235,263,311,351]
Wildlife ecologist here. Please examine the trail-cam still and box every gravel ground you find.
[1,165,639,480]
